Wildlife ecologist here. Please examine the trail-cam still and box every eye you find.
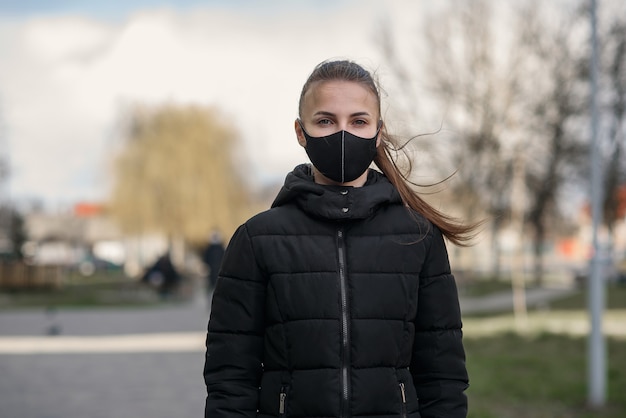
[353,119,367,126]
[317,118,333,125]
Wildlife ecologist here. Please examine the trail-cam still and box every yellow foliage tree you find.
[109,104,252,245]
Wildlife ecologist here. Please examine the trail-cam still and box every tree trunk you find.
[533,222,545,286]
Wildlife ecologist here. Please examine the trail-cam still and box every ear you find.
[376,120,384,148]
[295,119,307,148]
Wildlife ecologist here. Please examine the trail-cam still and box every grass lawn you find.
[463,283,626,418]
[458,277,514,297]
[0,271,163,309]
[465,333,626,418]
[548,285,626,311]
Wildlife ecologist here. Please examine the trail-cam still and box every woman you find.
[204,59,476,418]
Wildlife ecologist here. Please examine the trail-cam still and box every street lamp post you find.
[588,0,606,408]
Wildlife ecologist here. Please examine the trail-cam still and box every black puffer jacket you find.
[204,164,468,418]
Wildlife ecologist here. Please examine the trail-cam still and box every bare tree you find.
[379,1,610,288]
[602,17,626,241]
[380,0,534,277]
[516,3,589,285]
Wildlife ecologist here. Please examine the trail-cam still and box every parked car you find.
[72,255,124,277]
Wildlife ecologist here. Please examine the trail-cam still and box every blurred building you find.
[13,181,626,288]
[22,202,168,279]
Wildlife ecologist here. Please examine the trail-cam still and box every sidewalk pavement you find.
[0,285,611,418]
[0,290,211,353]
[0,285,578,354]
[459,285,577,315]
[0,291,212,418]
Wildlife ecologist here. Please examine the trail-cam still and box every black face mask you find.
[299,121,381,184]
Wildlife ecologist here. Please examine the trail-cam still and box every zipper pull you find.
[279,391,286,414]
[399,382,407,404]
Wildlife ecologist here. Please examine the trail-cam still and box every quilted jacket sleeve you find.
[410,225,469,418]
[204,224,266,418]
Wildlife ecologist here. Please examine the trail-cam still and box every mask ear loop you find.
[297,119,307,135]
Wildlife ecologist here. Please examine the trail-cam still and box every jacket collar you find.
[271,164,401,221]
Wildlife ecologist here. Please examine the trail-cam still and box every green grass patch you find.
[465,333,626,418]
[458,278,513,297]
[0,274,162,309]
[547,285,626,310]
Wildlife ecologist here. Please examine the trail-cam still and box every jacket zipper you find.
[279,386,287,416]
[399,382,407,418]
[337,229,350,418]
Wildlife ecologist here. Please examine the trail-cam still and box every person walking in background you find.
[141,251,181,299]
[204,59,479,418]
[201,230,225,293]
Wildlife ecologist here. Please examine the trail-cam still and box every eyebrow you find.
[313,111,372,117]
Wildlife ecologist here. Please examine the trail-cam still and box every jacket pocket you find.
[278,386,288,417]
[399,382,407,418]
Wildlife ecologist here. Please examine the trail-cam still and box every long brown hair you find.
[299,59,479,246]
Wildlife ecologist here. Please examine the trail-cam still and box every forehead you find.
[302,80,379,114]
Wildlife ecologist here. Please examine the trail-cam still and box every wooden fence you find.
[0,262,63,289]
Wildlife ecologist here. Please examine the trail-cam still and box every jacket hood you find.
[271,164,402,221]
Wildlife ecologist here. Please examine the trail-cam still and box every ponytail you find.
[374,132,480,246]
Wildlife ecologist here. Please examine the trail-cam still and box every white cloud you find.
[0,0,424,209]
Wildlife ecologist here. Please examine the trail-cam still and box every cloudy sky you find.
[0,0,428,211]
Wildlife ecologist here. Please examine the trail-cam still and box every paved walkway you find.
[0,285,609,418]
[0,293,210,337]
[459,285,577,315]
[0,292,212,418]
